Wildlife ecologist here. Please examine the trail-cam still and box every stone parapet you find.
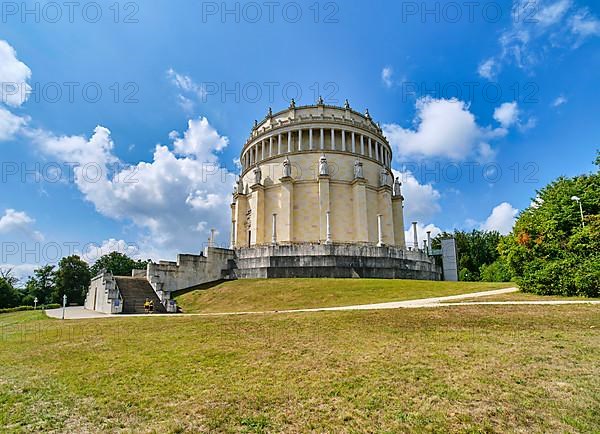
[233,244,441,280]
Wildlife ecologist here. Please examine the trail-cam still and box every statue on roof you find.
[289,98,296,108]
[344,99,350,109]
[317,95,324,105]
[394,177,402,197]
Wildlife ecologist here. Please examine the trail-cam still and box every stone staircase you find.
[115,277,166,314]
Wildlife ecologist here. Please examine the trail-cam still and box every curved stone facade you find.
[231,101,406,248]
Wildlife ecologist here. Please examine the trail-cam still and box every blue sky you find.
[1,0,599,280]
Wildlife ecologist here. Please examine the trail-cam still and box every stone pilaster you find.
[279,176,294,243]
[352,177,369,242]
[392,195,405,248]
[249,184,265,246]
[377,185,395,246]
[234,193,249,248]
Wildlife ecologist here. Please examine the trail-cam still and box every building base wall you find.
[233,244,441,280]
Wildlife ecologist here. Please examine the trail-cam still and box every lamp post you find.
[34,297,38,310]
[571,196,585,227]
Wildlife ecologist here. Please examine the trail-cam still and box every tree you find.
[90,252,148,278]
[0,276,21,308]
[54,255,92,305]
[500,155,599,296]
[0,268,19,287]
[24,265,56,305]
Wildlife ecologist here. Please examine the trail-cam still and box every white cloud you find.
[479,0,600,77]
[477,58,497,80]
[381,66,394,88]
[392,169,441,224]
[171,117,228,159]
[0,40,31,107]
[383,97,507,160]
[479,202,519,235]
[167,68,207,112]
[389,169,443,249]
[81,239,142,264]
[493,101,536,132]
[552,95,568,107]
[0,209,44,241]
[29,118,235,258]
[493,102,519,128]
[568,7,600,43]
[0,106,26,141]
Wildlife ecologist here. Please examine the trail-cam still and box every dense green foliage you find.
[500,154,600,297]
[54,256,92,305]
[0,277,22,309]
[25,265,55,305]
[479,259,513,282]
[434,230,511,282]
[89,252,148,278]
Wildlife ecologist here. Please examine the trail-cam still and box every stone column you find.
[352,131,356,153]
[298,129,302,151]
[325,211,332,244]
[360,135,365,155]
[377,214,384,247]
[331,129,335,150]
[412,221,418,251]
[318,173,331,243]
[271,213,277,245]
[230,218,236,249]
[278,134,282,154]
[375,142,379,161]
[269,136,273,157]
[309,128,313,150]
[341,129,346,151]
[368,137,373,158]
[288,130,292,153]
[427,231,432,255]
[320,128,324,150]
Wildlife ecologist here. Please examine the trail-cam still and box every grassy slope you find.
[1,306,599,433]
[175,279,514,313]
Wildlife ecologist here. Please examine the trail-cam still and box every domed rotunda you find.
[230,99,440,280]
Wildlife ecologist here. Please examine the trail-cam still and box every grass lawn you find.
[442,291,600,303]
[175,279,514,313]
[1,305,599,433]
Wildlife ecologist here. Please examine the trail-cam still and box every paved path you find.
[45,287,600,320]
[45,307,110,319]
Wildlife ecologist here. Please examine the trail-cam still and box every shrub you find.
[480,259,513,282]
